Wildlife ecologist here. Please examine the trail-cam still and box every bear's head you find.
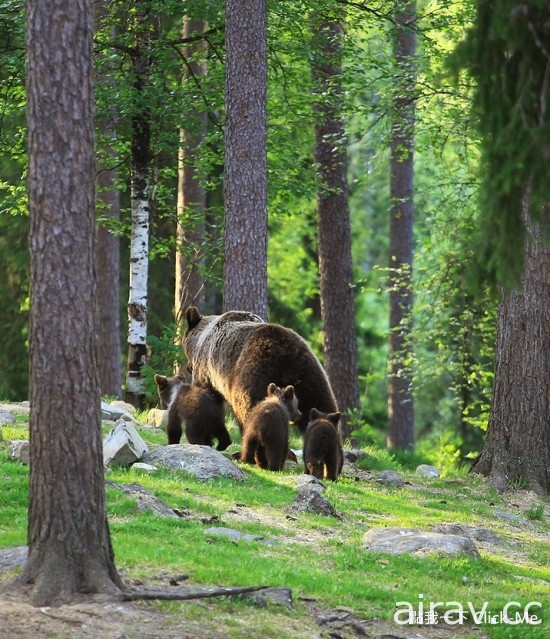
[308,408,341,429]
[154,373,188,410]
[267,382,302,423]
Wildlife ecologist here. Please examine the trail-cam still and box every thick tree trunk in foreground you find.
[387,2,416,451]
[223,0,268,319]
[175,17,207,337]
[311,19,359,440]
[19,0,123,605]
[473,219,550,494]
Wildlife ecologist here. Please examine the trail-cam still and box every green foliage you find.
[451,0,550,286]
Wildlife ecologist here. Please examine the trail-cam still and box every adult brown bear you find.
[183,306,338,434]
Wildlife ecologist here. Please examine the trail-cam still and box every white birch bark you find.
[126,184,149,395]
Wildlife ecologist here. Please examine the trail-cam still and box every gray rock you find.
[103,419,148,467]
[147,408,167,429]
[0,409,16,425]
[375,470,405,488]
[131,462,158,473]
[0,546,27,571]
[416,464,440,478]
[435,523,501,545]
[8,440,30,465]
[110,400,137,415]
[290,487,340,518]
[343,449,368,463]
[142,444,246,481]
[106,481,180,518]
[494,510,529,526]
[242,587,292,608]
[204,526,275,546]
[0,402,30,418]
[101,401,140,425]
[363,528,480,559]
[292,474,326,491]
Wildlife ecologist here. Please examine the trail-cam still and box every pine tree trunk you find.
[387,2,416,450]
[20,0,123,605]
[223,0,268,319]
[125,7,153,407]
[311,18,359,440]
[175,17,207,335]
[473,215,550,494]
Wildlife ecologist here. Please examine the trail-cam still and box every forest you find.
[0,0,549,494]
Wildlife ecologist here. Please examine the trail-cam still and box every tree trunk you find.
[311,18,359,440]
[20,0,123,605]
[175,17,208,337]
[97,163,122,398]
[125,5,153,407]
[223,0,268,319]
[472,214,550,494]
[387,2,416,451]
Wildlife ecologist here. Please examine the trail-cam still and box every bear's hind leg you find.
[167,409,183,445]
[240,431,258,465]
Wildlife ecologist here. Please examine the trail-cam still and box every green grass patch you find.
[1,418,549,638]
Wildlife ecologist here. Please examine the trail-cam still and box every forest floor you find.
[0,581,491,639]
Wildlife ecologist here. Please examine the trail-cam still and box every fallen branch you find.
[120,584,267,602]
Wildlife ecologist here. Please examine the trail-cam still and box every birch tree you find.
[125,1,154,406]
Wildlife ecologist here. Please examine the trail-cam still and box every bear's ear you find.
[309,407,322,420]
[154,374,168,389]
[185,306,202,330]
[283,385,295,400]
[329,412,342,426]
[267,382,278,396]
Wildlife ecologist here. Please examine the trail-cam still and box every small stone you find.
[132,462,158,472]
[416,464,440,478]
[0,409,16,425]
[375,470,405,488]
[8,440,30,465]
[203,527,275,545]
[363,528,480,560]
[242,587,292,608]
[147,408,167,429]
[103,419,148,467]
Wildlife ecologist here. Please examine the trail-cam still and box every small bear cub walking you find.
[154,373,231,450]
[241,383,301,471]
[303,408,343,481]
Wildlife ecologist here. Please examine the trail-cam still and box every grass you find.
[1,415,549,638]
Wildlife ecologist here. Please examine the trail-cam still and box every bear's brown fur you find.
[240,383,301,471]
[303,408,343,481]
[154,373,231,450]
[183,306,338,434]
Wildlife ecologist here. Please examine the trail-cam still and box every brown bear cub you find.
[154,373,231,450]
[303,408,343,481]
[241,383,301,471]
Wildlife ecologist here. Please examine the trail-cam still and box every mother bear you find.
[183,306,338,435]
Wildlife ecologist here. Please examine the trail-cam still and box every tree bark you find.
[472,212,550,494]
[125,5,154,407]
[175,17,208,337]
[223,0,268,319]
[387,2,416,451]
[20,0,123,605]
[311,18,360,440]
